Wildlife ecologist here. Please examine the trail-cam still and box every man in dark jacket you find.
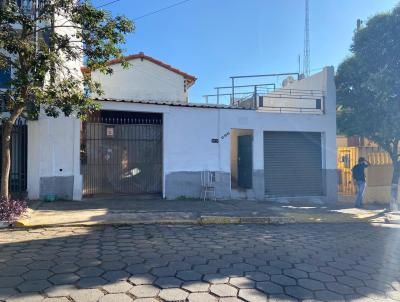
[352,157,371,208]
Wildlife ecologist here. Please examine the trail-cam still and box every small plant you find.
[0,198,27,224]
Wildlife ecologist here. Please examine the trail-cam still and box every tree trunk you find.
[390,161,400,212]
[0,105,25,200]
[1,121,13,200]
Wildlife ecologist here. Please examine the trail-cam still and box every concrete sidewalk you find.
[15,197,393,227]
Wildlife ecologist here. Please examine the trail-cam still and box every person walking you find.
[352,157,370,208]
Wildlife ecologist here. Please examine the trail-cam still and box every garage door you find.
[264,131,323,197]
[81,113,162,197]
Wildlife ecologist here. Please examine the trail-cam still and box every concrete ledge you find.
[240,216,296,224]
[15,219,201,228]
[200,216,296,225]
[16,214,297,228]
[200,216,241,224]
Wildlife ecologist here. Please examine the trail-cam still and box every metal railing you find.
[202,72,326,113]
[203,86,325,113]
[0,119,28,196]
[81,116,163,197]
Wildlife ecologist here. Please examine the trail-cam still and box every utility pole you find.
[303,0,310,77]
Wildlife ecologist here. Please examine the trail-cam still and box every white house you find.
[26,53,337,203]
[0,0,84,199]
[89,52,196,102]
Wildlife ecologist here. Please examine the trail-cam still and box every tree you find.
[0,0,134,199]
[336,4,400,211]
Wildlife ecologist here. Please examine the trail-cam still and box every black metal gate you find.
[0,119,28,195]
[81,115,162,197]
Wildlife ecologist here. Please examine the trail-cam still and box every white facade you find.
[96,67,337,202]
[26,9,83,201]
[1,3,84,201]
[26,52,337,202]
[27,115,82,200]
[91,54,195,103]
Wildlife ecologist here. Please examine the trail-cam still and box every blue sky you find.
[93,0,399,102]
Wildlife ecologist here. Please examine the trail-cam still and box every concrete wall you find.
[337,140,395,204]
[27,115,82,200]
[91,58,188,102]
[96,66,337,202]
[365,164,393,203]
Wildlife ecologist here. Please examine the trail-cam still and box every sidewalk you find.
[16,197,392,227]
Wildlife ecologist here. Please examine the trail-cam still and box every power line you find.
[134,0,192,21]
[97,0,192,21]
[97,0,121,8]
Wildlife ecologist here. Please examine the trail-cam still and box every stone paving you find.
[0,223,400,301]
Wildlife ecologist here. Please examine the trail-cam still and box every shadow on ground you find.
[1,223,400,301]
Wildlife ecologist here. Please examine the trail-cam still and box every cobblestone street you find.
[1,223,400,302]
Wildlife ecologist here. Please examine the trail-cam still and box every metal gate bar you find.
[0,119,28,195]
[81,116,162,197]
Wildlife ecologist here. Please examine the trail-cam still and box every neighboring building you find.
[24,52,337,202]
[1,0,83,197]
[89,52,196,103]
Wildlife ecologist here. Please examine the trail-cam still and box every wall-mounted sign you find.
[106,126,114,138]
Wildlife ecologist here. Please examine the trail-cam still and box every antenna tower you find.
[303,0,310,77]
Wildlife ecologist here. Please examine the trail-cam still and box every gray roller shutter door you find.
[264,131,323,197]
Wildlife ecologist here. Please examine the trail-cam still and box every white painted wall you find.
[97,66,337,198]
[27,11,83,201]
[91,59,188,102]
[27,115,82,200]
[27,67,335,200]
[54,12,83,82]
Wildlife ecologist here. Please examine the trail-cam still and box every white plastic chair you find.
[201,171,216,201]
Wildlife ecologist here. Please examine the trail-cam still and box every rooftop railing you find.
[203,87,325,113]
[202,72,326,114]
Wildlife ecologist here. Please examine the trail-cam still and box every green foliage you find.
[336,4,400,161]
[0,0,134,120]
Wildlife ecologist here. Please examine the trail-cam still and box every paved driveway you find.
[1,223,400,301]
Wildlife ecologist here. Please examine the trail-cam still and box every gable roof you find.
[82,52,197,87]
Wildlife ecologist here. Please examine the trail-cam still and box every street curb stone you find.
[15,215,296,228]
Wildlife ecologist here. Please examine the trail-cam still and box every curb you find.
[14,215,297,228]
[200,216,296,225]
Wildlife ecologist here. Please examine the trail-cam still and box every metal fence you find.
[0,119,28,195]
[337,146,393,196]
[81,117,163,197]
